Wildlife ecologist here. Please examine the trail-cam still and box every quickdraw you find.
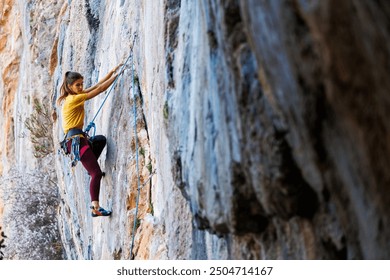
[70,136,81,167]
[59,128,85,167]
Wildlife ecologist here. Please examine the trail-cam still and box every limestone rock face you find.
[0,0,389,260]
[0,0,63,259]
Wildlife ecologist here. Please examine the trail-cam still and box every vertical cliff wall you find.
[0,0,63,259]
[0,0,389,260]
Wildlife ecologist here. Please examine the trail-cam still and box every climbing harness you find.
[59,128,85,167]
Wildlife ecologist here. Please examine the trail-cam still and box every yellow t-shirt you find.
[62,93,88,134]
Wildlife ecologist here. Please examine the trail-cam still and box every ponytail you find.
[57,71,84,105]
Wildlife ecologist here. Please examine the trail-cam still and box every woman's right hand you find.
[111,63,124,75]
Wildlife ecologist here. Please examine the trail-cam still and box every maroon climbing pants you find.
[67,135,106,202]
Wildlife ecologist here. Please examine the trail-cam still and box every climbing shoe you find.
[90,206,112,217]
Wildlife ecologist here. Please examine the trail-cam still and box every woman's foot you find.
[90,206,112,217]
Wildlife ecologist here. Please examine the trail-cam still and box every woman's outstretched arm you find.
[84,63,123,93]
[85,72,119,100]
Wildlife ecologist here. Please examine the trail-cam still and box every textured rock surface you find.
[0,0,63,259]
[1,0,389,260]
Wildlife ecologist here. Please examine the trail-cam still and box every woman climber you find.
[57,63,123,217]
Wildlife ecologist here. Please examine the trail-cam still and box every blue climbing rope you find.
[85,34,138,135]
[84,51,133,136]
[80,35,143,259]
[130,53,141,259]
